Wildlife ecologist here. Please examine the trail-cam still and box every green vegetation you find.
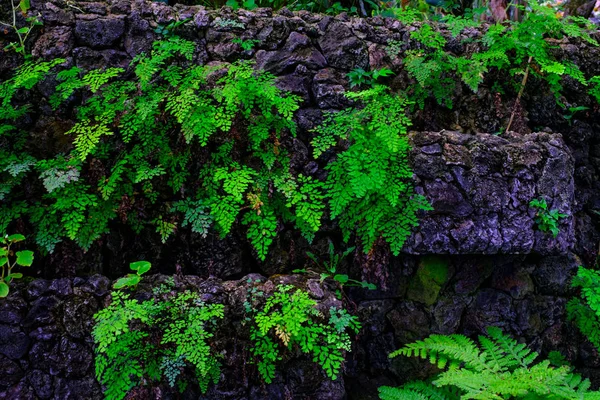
[568,266,600,352]
[92,276,224,400]
[0,233,33,297]
[312,86,432,255]
[113,261,152,289]
[529,198,567,238]
[380,326,600,399]
[347,67,394,88]
[387,5,599,111]
[297,241,376,291]
[247,284,361,383]
[0,0,43,56]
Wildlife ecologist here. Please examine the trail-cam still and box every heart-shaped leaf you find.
[130,261,151,275]
[0,282,9,298]
[19,0,31,13]
[16,250,34,266]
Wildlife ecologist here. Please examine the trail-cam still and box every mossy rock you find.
[406,256,449,306]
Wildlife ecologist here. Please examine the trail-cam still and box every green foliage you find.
[154,18,191,37]
[248,284,361,383]
[529,197,567,238]
[0,0,43,56]
[380,327,600,399]
[301,241,376,290]
[568,266,600,352]
[0,233,33,298]
[113,261,152,289]
[92,281,224,400]
[347,67,394,88]
[312,86,432,255]
[387,6,600,110]
[232,37,260,51]
[563,105,589,126]
[1,37,328,261]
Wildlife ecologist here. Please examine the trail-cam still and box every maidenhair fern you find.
[1,36,325,260]
[312,85,431,255]
[93,283,224,400]
[380,327,600,399]
[247,284,361,383]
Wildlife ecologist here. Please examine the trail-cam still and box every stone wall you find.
[1,0,600,398]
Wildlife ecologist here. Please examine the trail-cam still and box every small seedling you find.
[154,18,191,37]
[529,198,567,238]
[563,105,589,126]
[301,242,376,290]
[113,261,152,289]
[232,38,260,51]
[0,234,34,298]
[347,67,394,88]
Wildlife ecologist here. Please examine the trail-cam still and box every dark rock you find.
[318,22,368,70]
[532,253,580,295]
[27,370,53,399]
[0,325,30,360]
[255,31,326,74]
[0,355,24,387]
[75,16,126,48]
[32,26,74,59]
[22,296,59,328]
[80,275,110,297]
[26,279,50,300]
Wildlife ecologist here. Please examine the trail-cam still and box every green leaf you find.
[17,27,30,34]
[19,0,31,14]
[113,275,141,289]
[130,261,151,275]
[15,250,34,266]
[0,282,9,297]
[6,273,23,281]
[334,274,349,284]
[7,234,25,243]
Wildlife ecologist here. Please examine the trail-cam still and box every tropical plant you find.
[567,266,600,353]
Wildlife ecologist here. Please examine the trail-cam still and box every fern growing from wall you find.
[1,37,326,260]
[567,266,600,352]
[379,326,600,399]
[312,85,431,255]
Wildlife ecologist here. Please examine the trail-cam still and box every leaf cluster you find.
[529,197,567,238]
[312,86,432,256]
[0,233,33,297]
[567,266,600,353]
[248,284,361,383]
[92,280,224,400]
[380,326,600,399]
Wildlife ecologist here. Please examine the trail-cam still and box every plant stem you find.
[505,55,533,134]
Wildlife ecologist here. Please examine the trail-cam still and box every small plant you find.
[0,233,33,297]
[113,261,152,289]
[347,67,394,88]
[0,0,43,56]
[567,266,600,352]
[297,242,376,291]
[529,197,567,238]
[563,105,589,126]
[93,281,224,399]
[154,18,191,37]
[232,38,260,51]
[248,284,360,383]
[379,326,600,399]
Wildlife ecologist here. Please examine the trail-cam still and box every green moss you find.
[407,256,449,306]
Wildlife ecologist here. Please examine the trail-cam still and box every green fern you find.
[383,327,599,399]
[312,85,431,255]
[568,266,600,352]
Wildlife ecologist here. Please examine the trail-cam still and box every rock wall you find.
[1,0,600,399]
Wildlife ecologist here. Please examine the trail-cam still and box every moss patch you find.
[407,256,449,306]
